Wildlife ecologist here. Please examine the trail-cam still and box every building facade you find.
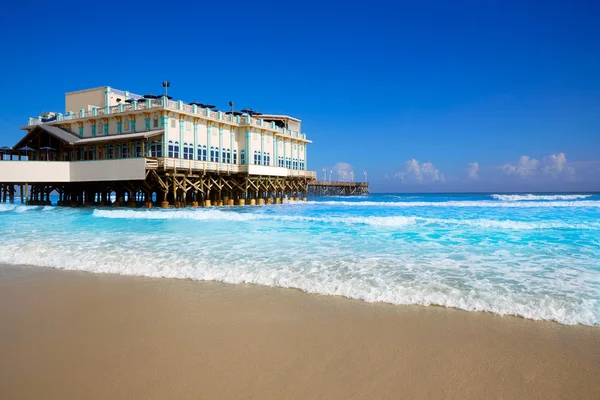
[0,86,316,207]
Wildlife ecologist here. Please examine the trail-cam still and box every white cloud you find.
[502,155,539,176]
[466,162,479,180]
[395,159,445,184]
[501,153,575,180]
[329,162,355,181]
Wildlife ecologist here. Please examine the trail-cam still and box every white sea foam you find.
[0,239,597,326]
[91,209,600,230]
[491,194,593,201]
[303,200,600,208]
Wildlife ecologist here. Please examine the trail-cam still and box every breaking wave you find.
[304,200,600,208]
[0,238,597,326]
[91,209,600,230]
[491,194,594,201]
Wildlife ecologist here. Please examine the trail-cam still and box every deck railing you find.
[27,103,308,140]
[156,157,315,178]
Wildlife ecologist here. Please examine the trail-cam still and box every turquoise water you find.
[1,193,599,326]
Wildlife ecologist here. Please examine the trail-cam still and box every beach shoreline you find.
[1,264,599,400]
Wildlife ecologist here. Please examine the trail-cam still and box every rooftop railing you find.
[27,99,307,140]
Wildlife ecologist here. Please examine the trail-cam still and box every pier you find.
[0,158,314,207]
[307,180,369,196]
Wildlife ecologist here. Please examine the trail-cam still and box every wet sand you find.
[1,264,599,400]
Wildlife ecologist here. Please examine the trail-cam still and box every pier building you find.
[0,86,317,207]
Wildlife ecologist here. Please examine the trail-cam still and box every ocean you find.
[1,193,599,326]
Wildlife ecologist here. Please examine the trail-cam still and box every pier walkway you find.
[307,180,369,196]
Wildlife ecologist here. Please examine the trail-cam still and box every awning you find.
[77,130,164,144]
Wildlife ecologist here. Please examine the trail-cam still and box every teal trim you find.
[162,116,168,155]
[207,124,212,159]
[218,127,223,162]
[78,126,83,137]
[91,125,96,137]
[179,120,184,154]
[104,123,109,136]
[104,87,111,107]
[245,130,251,164]
[117,121,122,134]
[145,118,150,131]
[229,128,234,164]
[304,145,307,170]
[260,133,264,165]
[193,122,198,160]
[273,137,278,164]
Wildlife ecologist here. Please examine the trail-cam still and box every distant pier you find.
[307,180,369,196]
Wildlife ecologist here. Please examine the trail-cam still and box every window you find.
[171,119,176,128]
[122,146,129,159]
[136,143,142,157]
[198,145,207,161]
[233,150,237,164]
[240,150,245,165]
[108,145,115,159]
[253,151,259,165]
[124,119,130,131]
[151,141,162,157]
[173,141,180,158]
[226,149,231,164]
[210,147,215,162]
[168,141,174,158]
[153,116,159,128]
[183,143,192,159]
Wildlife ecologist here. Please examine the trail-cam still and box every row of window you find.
[95,116,162,135]
[81,141,163,160]
[253,151,271,166]
[277,156,305,170]
[165,141,304,168]
[167,141,239,164]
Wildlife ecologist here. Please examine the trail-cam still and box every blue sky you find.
[0,0,598,192]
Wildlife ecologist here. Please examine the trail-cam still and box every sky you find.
[0,0,598,192]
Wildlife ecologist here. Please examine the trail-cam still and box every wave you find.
[91,209,600,230]
[491,194,593,201]
[0,240,596,326]
[302,200,600,208]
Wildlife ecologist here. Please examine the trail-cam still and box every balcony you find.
[153,157,316,178]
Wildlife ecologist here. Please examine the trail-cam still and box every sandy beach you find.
[0,264,599,400]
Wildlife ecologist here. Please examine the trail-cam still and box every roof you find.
[14,125,81,148]
[257,114,302,123]
[13,125,163,147]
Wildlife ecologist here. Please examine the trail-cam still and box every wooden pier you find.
[307,180,369,196]
[0,158,314,208]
